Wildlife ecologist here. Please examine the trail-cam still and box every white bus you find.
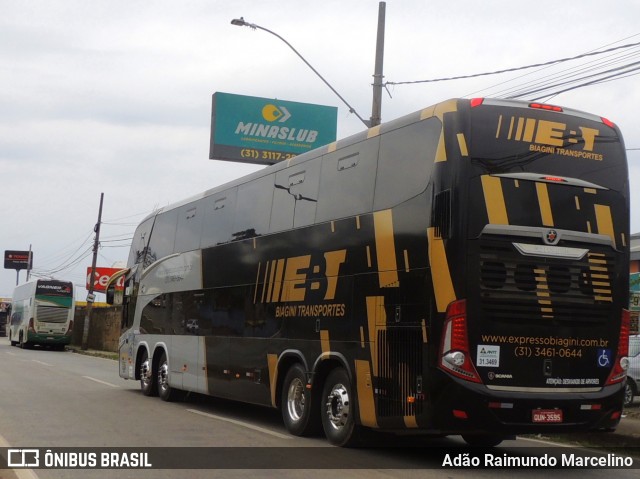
[9,279,75,350]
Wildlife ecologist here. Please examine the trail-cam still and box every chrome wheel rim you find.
[158,360,169,393]
[624,383,633,405]
[325,383,350,431]
[286,378,306,422]
[140,358,152,389]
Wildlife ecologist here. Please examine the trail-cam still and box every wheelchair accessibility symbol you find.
[597,349,612,367]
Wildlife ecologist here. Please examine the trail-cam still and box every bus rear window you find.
[469,105,627,192]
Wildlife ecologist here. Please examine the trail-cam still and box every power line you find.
[386,40,640,86]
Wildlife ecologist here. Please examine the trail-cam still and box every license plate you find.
[532,409,563,423]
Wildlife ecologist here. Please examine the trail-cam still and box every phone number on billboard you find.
[240,149,296,161]
[515,346,583,358]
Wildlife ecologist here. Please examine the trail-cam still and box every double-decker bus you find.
[113,98,630,446]
[9,279,75,350]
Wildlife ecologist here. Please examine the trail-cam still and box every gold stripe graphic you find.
[320,330,330,354]
[456,133,469,156]
[536,182,554,226]
[267,353,278,407]
[355,359,378,428]
[366,296,386,377]
[427,227,456,313]
[594,204,616,248]
[373,209,399,288]
[481,175,509,225]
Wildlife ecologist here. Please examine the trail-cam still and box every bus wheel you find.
[281,364,320,436]
[321,368,358,447]
[157,350,180,402]
[624,380,636,407]
[462,434,504,447]
[9,332,17,346]
[19,332,29,349]
[140,350,157,397]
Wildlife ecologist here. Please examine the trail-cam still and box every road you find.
[0,336,636,478]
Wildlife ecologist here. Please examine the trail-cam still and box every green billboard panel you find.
[209,92,338,165]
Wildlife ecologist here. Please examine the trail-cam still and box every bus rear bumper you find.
[27,332,72,346]
[431,381,625,435]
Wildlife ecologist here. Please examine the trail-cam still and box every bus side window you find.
[233,174,275,240]
[201,188,238,247]
[316,140,378,223]
[373,118,439,211]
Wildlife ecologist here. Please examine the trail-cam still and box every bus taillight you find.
[529,102,563,112]
[605,309,630,386]
[601,117,616,128]
[439,300,482,383]
[28,318,35,333]
[470,98,484,108]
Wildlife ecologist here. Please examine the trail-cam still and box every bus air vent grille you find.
[376,328,423,418]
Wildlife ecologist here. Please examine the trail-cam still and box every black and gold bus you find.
[114,98,630,446]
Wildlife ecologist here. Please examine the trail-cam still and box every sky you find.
[1,0,639,299]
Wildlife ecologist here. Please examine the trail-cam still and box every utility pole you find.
[370,1,386,127]
[82,192,104,350]
[26,244,32,282]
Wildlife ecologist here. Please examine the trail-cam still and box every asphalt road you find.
[0,337,636,479]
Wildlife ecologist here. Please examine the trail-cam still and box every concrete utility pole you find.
[370,1,386,127]
[82,192,104,350]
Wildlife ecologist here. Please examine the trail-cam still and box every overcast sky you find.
[1,0,639,299]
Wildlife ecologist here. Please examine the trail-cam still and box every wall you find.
[72,306,122,352]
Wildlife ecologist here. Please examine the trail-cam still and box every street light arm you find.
[231,18,370,128]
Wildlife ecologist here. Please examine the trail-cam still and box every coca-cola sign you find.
[86,267,125,292]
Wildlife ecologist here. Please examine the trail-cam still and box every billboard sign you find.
[86,267,125,292]
[4,250,33,270]
[209,92,337,165]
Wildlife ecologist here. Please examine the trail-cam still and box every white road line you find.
[82,376,120,388]
[30,360,53,367]
[0,432,40,479]
[186,408,292,440]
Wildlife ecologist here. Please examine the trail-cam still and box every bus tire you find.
[624,379,636,407]
[140,349,157,397]
[321,368,358,447]
[462,434,504,447]
[9,332,17,346]
[281,364,320,437]
[157,350,180,402]
[19,332,29,349]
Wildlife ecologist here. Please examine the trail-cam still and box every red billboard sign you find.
[4,250,33,270]
[86,267,125,292]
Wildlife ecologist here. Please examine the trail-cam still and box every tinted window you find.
[470,106,627,192]
[271,157,321,232]
[146,209,178,263]
[128,217,155,266]
[233,175,275,240]
[374,118,440,210]
[201,188,238,247]
[174,200,204,253]
[316,139,379,223]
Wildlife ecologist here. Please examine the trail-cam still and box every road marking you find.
[82,376,120,388]
[0,432,40,479]
[31,360,53,367]
[186,408,292,440]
